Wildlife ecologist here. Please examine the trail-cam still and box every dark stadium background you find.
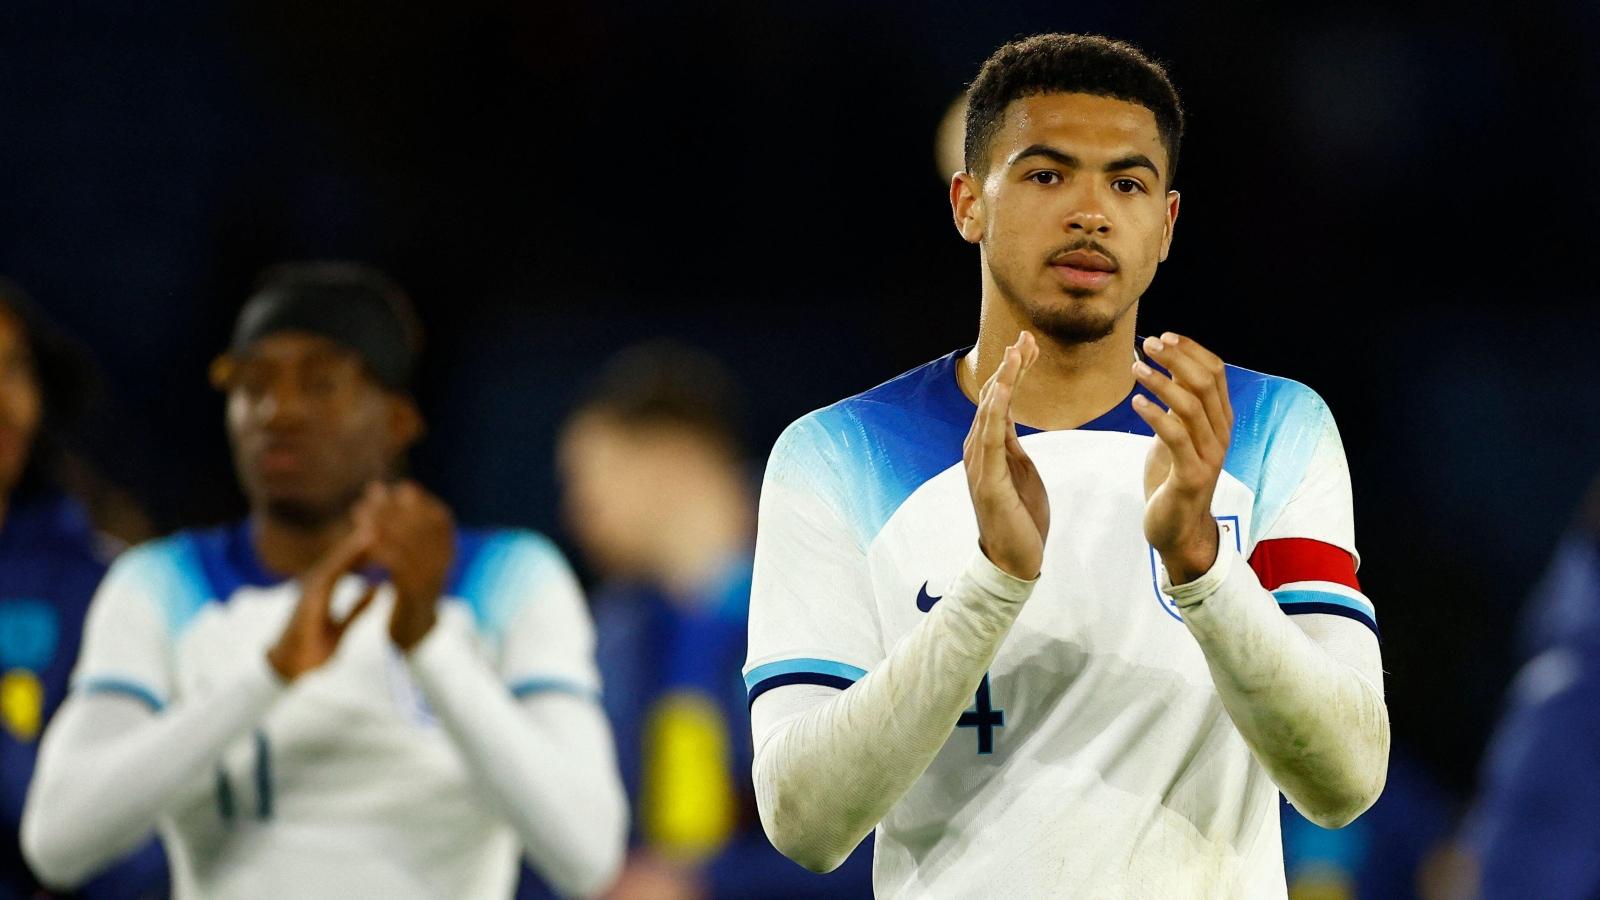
[2,0,1596,833]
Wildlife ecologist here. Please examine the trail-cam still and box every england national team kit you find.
[745,344,1376,898]
[67,522,601,899]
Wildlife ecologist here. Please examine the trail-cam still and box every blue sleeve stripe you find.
[76,677,165,712]
[744,658,868,706]
[508,676,601,702]
[1274,588,1376,620]
[1279,600,1381,638]
[747,672,857,707]
[743,658,868,691]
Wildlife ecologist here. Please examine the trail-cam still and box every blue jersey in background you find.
[0,492,168,900]
[1466,530,1600,900]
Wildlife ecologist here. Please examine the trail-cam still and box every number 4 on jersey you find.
[957,674,1004,754]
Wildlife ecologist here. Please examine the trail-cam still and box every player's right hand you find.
[265,525,381,682]
[963,331,1048,580]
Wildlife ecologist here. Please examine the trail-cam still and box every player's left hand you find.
[354,479,456,651]
[1130,333,1234,585]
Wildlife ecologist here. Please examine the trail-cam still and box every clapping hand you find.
[963,331,1049,580]
[353,480,456,651]
[1130,333,1234,585]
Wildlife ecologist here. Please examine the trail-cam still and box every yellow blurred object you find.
[1,668,44,741]
[641,691,736,864]
[1289,867,1355,900]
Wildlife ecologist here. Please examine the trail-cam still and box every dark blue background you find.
[1,0,1595,825]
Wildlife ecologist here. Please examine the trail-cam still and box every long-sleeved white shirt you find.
[23,526,627,899]
[743,348,1388,898]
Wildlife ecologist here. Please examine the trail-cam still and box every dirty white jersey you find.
[69,522,601,899]
[744,345,1375,898]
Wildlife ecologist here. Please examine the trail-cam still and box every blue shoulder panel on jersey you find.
[112,534,217,636]
[1221,367,1331,540]
[450,528,566,639]
[186,522,280,601]
[447,528,493,596]
[744,657,868,706]
[772,346,1159,548]
[799,397,969,549]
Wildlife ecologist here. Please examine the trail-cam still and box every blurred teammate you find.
[1460,479,1600,898]
[747,34,1389,897]
[0,280,168,900]
[22,263,627,899]
[555,343,871,900]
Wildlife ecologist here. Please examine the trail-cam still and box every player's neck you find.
[251,510,355,579]
[961,303,1139,431]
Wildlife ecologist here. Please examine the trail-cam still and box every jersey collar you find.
[937,336,1160,437]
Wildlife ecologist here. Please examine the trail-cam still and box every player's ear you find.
[951,171,986,244]
[387,394,425,453]
[1158,190,1180,262]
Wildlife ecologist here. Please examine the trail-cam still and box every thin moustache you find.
[1048,241,1120,271]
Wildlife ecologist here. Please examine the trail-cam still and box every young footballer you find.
[746,34,1387,897]
[24,264,627,899]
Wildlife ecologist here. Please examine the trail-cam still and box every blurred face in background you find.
[0,309,42,498]
[558,411,694,579]
[221,332,415,527]
[957,91,1179,344]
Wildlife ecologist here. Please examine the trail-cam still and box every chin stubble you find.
[991,267,1121,346]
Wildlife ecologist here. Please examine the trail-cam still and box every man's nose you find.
[1064,208,1111,235]
[257,381,310,428]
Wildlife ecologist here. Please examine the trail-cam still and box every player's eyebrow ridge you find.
[1009,145,1162,181]
[1104,153,1161,180]
[1008,144,1078,169]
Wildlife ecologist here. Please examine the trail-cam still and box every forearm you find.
[751,551,1033,873]
[21,657,284,887]
[1164,538,1389,828]
[405,626,627,899]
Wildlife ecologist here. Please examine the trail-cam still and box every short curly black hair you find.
[964,34,1184,184]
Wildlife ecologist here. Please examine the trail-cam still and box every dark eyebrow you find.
[1009,144,1163,181]
[1009,145,1078,169]
[1105,154,1162,180]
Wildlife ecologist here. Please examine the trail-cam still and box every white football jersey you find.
[745,345,1375,899]
[70,523,601,899]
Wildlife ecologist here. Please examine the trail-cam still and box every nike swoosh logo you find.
[917,582,942,613]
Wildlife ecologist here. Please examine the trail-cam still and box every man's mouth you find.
[1049,249,1118,290]
[258,441,310,474]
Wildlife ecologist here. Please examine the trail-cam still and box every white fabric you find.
[22,657,284,887]
[406,623,627,898]
[1159,523,1388,827]
[23,529,626,900]
[751,550,1034,872]
[746,358,1387,900]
